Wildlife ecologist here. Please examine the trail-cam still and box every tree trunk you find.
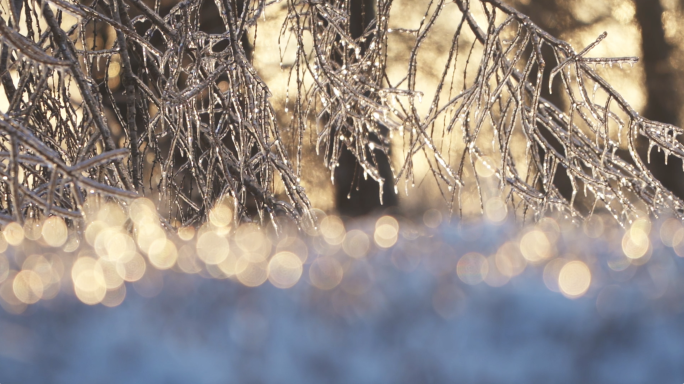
[633,0,684,198]
[333,0,397,216]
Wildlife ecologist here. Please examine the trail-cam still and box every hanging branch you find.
[0,0,680,229]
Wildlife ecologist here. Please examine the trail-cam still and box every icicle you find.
[647,140,655,163]
[378,182,384,205]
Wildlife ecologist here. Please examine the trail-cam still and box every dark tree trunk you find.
[633,0,684,198]
[333,0,397,216]
[634,0,680,125]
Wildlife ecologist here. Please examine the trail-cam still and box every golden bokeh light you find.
[0,254,8,284]
[136,223,167,255]
[23,218,42,241]
[661,218,683,248]
[147,238,178,270]
[343,229,370,258]
[622,226,649,259]
[42,216,68,247]
[85,220,108,246]
[276,236,309,264]
[209,202,233,228]
[374,216,399,248]
[672,223,684,256]
[558,260,592,299]
[13,270,43,304]
[108,60,121,77]
[0,274,27,314]
[267,251,303,289]
[3,222,24,246]
[457,252,489,285]
[177,244,203,274]
[196,231,230,265]
[101,284,127,308]
[63,234,80,253]
[95,228,137,263]
[303,208,327,237]
[0,232,7,253]
[97,202,127,228]
[520,230,553,263]
[23,254,62,300]
[217,252,238,277]
[128,198,158,225]
[218,80,229,92]
[235,257,268,287]
[206,263,229,279]
[235,223,271,262]
[96,259,125,290]
[495,241,527,277]
[474,156,496,177]
[537,217,561,243]
[631,217,652,235]
[177,226,196,241]
[93,227,120,258]
[543,258,568,293]
[320,215,346,245]
[115,252,147,282]
[309,256,344,290]
[72,257,107,305]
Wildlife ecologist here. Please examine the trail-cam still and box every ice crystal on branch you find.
[0,0,681,228]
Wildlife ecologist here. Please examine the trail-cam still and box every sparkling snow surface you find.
[1,221,683,383]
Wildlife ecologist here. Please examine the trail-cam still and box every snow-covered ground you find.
[1,220,683,383]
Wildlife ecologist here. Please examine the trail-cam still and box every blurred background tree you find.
[333,0,398,217]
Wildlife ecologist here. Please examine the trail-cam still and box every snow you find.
[1,220,684,383]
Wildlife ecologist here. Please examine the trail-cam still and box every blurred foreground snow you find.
[0,220,683,383]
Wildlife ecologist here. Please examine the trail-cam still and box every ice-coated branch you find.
[0,0,680,229]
